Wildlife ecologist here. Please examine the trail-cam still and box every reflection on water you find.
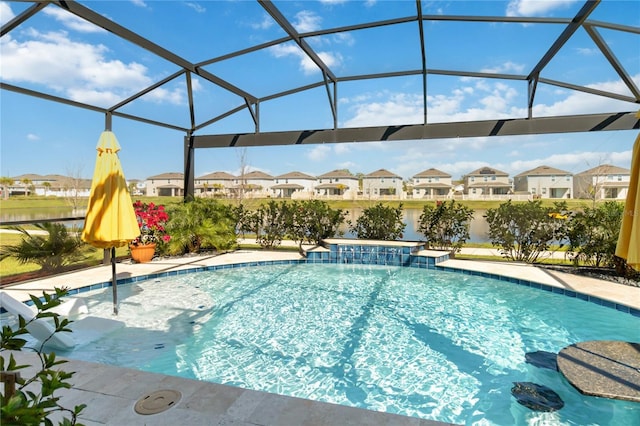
[342,208,489,243]
[0,207,86,228]
[2,206,490,243]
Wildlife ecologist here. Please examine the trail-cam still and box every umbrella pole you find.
[111,247,118,315]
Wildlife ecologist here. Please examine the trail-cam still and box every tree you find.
[63,165,86,212]
[42,181,52,197]
[236,147,249,205]
[0,176,13,200]
[165,198,237,254]
[348,203,405,240]
[484,200,568,263]
[21,178,32,196]
[0,223,88,272]
[418,201,474,253]
[1,288,86,425]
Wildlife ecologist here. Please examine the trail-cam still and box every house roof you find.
[317,169,356,179]
[364,169,402,179]
[148,172,184,179]
[575,164,631,176]
[197,171,236,180]
[514,165,572,177]
[271,183,305,190]
[315,183,350,189]
[466,167,509,177]
[274,171,316,180]
[413,168,451,178]
[413,183,452,189]
[467,182,512,188]
[243,171,274,180]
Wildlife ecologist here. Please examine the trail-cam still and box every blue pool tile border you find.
[7,243,636,317]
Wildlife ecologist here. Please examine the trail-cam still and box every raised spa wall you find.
[306,238,450,268]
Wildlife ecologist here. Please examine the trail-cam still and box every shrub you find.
[288,200,346,252]
[165,198,237,254]
[418,201,474,253]
[1,288,86,425]
[348,203,405,241]
[484,200,568,263]
[566,201,624,268]
[245,200,291,249]
[0,223,87,272]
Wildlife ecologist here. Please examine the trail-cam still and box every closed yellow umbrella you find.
[82,131,140,314]
[615,111,640,272]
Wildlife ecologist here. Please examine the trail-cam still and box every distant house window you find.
[275,179,279,183]
[542,188,547,194]
[551,176,556,181]
[618,175,622,181]
[472,188,476,194]
[285,179,289,183]
[381,179,384,183]
[167,179,170,183]
[491,176,496,181]
[151,180,155,184]
[428,178,432,183]
[566,176,570,181]
[483,176,488,182]
[470,177,475,182]
[435,177,439,182]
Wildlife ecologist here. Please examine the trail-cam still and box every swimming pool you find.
[58,263,639,425]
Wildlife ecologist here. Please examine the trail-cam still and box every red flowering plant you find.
[131,201,171,246]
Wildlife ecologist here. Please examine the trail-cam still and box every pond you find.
[0,207,492,243]
[343,208,489,243]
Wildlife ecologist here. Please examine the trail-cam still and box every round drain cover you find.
[134,389,182,415]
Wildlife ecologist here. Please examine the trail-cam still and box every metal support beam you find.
[192,112,639,149]
[184,134,195,200]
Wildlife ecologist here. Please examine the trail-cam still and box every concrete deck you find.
[2,248,639,425]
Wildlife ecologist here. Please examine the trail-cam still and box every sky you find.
[1,0,639,182]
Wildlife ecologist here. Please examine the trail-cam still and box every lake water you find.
[0,207,490,243]
[343,208,489,243]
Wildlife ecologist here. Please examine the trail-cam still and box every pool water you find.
[59,264,639,425]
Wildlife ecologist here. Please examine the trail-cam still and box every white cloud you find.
[480,61,525,74]
[251,14,273,30]
[270,43,342,75]
[0,30,187,107]
[293,10,322,33]
[506,0,580,17]
[43,7,105,33]
[185,2,206,13]
[0,2,15,26]
[26,133,40,141]
[131,0,148,7]
[509,150,632,174]
[306,145,331,161]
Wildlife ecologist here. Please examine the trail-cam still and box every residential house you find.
[196,171,236,198]
[315,169,359,198]
[272,171,316,198]
[233,171,274,198]
[411,168,452,199]
[361,169,404,199]
[145,172,184,197]
[9,174,91,198]
[513,165,573,199]
[573,164,631,200]
[463,167,511,198]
